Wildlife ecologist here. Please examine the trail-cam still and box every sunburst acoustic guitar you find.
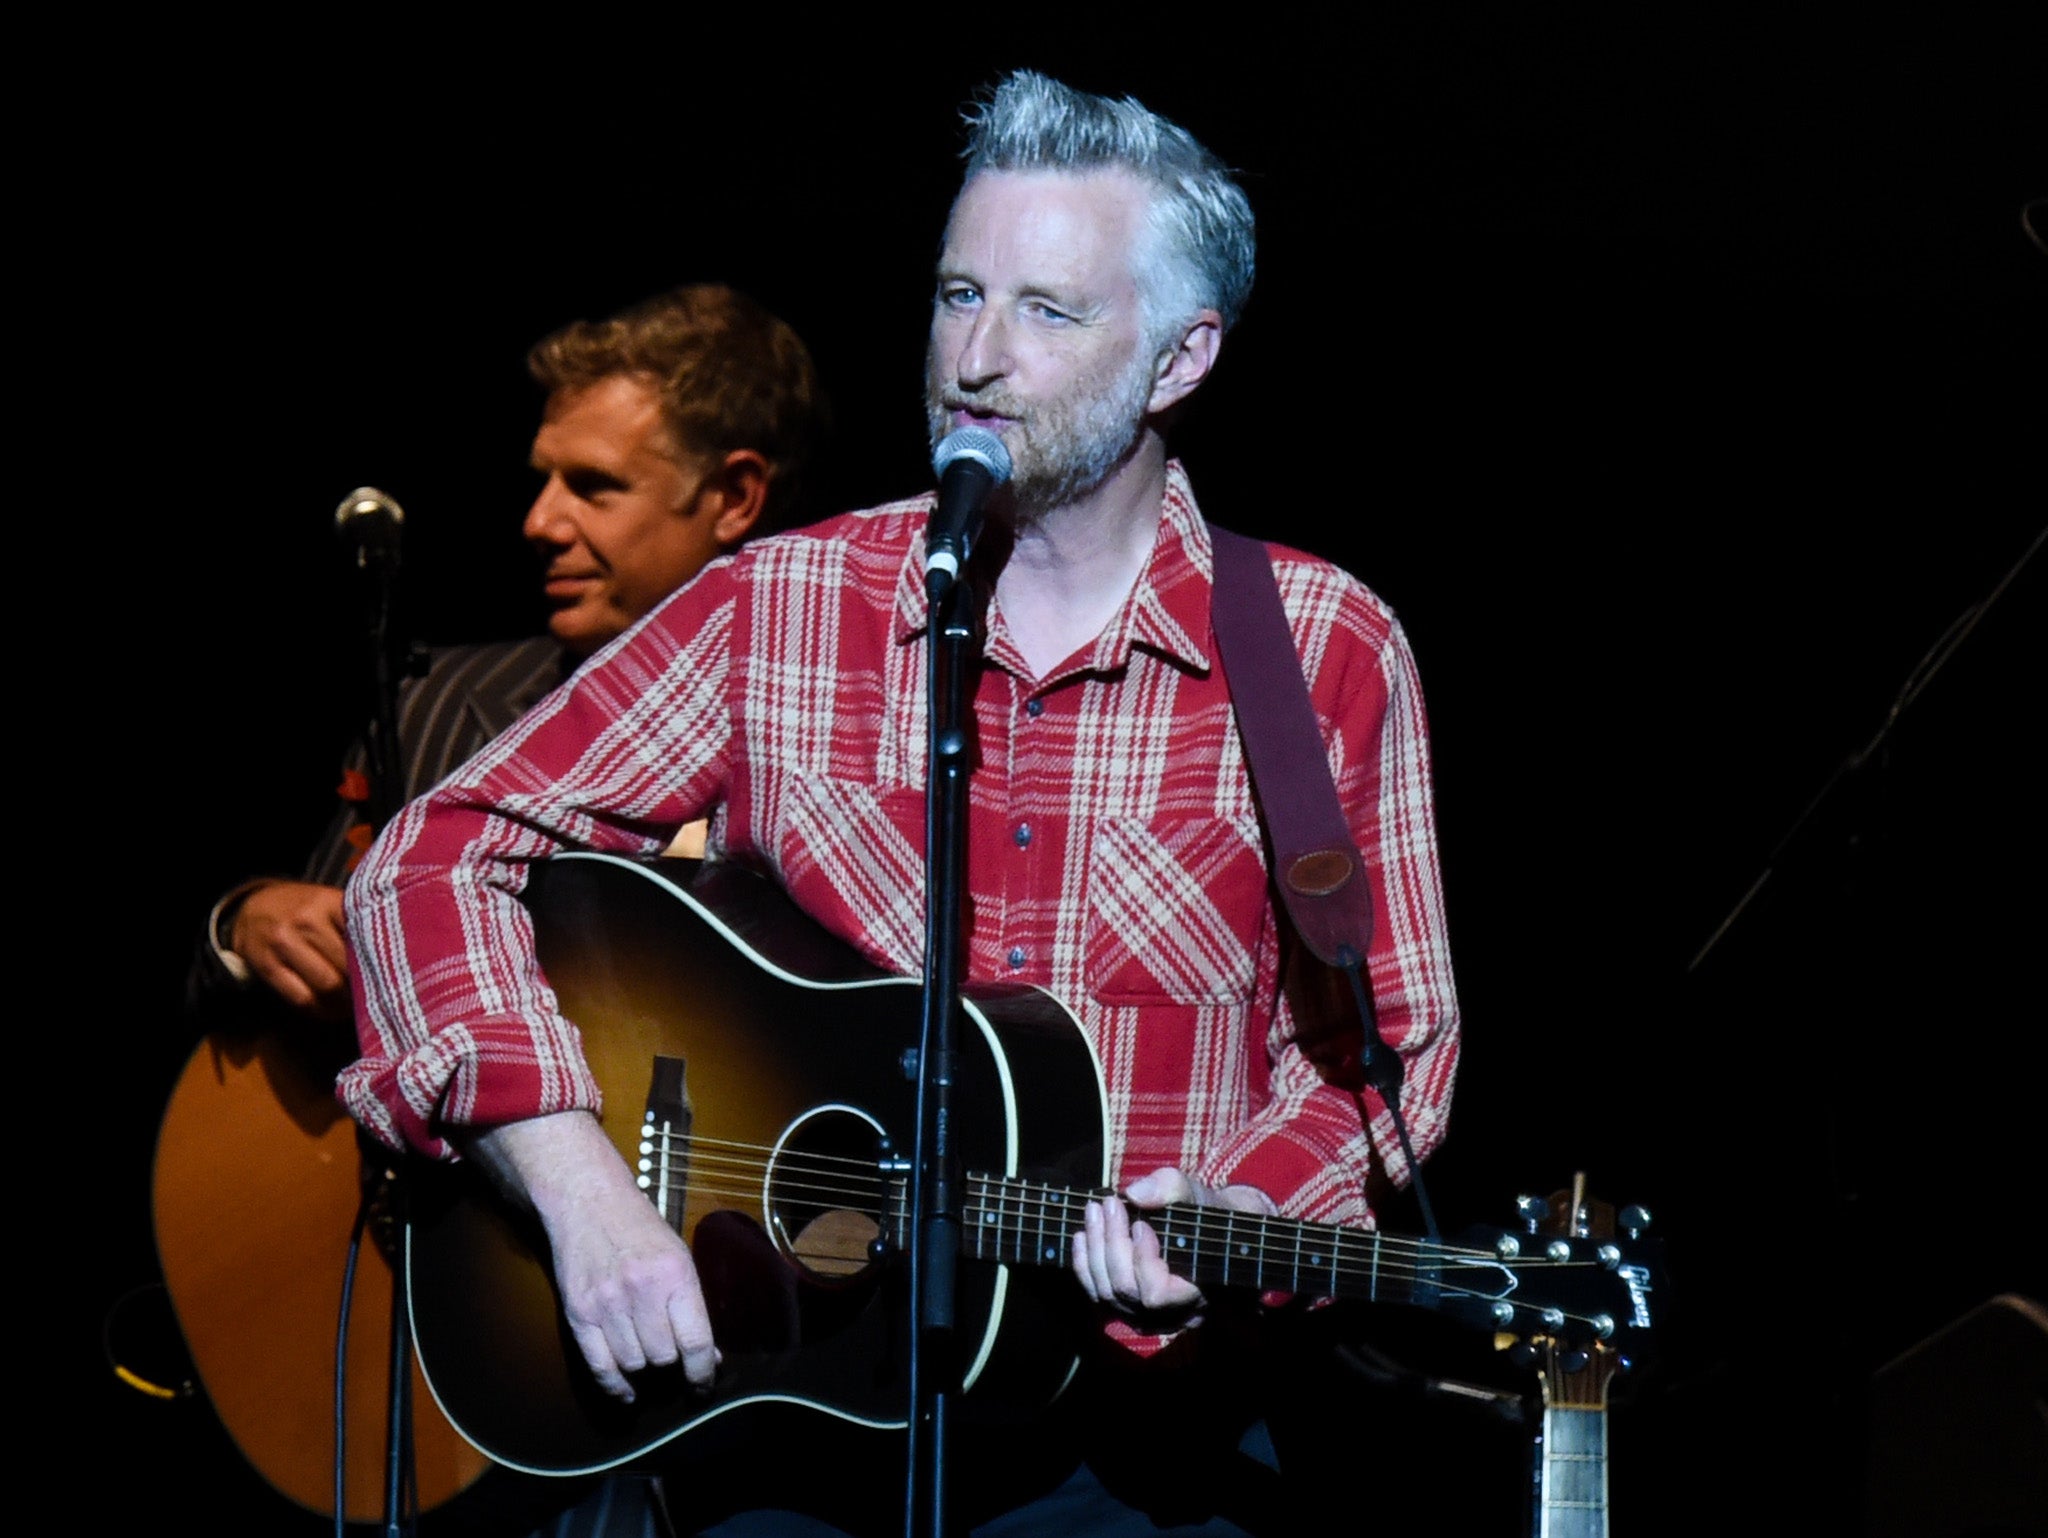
[402,852,1650,1483]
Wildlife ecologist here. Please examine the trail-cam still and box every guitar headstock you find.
[1433,1174,1658,1369]
[1500,1173,1660,1410]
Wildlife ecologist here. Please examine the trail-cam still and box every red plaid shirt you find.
[340,464,1459,1228]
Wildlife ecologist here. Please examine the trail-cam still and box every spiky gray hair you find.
[959,71,1256,348]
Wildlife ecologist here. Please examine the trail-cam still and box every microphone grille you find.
[932,427,1013,485]
[335,485,405,531]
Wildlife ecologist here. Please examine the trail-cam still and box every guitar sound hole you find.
[767,1105,887,1282]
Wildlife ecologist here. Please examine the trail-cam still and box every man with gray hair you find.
[341,71,1460,1535]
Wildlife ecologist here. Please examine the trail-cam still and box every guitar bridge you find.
[638,1055,692,1234]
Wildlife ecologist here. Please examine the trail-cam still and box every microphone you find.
[925,427,1012,595]
[335,485,404,571]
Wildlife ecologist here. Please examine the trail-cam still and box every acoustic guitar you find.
[151,1013,491,1522]
[403,852,1647,1480]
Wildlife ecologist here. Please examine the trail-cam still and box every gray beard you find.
[925,354,1157,522]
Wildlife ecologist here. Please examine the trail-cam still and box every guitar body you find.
[151,1023,490,1521]
[405,853,1109,1477]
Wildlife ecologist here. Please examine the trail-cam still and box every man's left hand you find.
[1071,1167,1277,1326]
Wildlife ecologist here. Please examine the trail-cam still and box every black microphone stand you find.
[338,492,420,1538]
[903,559,983,1538]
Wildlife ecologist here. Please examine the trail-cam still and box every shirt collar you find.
[889,460,1217,678]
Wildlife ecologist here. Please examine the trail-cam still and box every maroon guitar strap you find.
[1207,524,1376,971]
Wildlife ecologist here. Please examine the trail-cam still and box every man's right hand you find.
[229,880,351,1021]
[466,1110,720,1402]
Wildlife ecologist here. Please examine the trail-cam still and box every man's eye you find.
[563,469,624,499]
[938,284,981,309]
[1028,302,1074,325]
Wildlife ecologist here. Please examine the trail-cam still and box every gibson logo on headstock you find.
[1621,1262,1654,1330]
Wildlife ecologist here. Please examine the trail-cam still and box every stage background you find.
[68,20,2041,1534]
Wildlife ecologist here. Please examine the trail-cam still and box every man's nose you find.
[524,479,573,547]
[954,307,1011,389]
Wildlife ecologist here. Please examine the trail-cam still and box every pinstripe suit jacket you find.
[193,636,569,1007]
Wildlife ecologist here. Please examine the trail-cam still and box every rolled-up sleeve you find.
[337,578,738,1158]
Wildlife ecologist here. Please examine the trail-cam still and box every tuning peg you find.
[1559,1347,1590,1375]
[1515,1194,1545,1233]
[1620,1204,1651,1238]
[1507,1341,1540,1371]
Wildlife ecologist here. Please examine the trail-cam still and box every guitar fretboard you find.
[1537,1404,1609,1538]
[958,1173,1508,1309]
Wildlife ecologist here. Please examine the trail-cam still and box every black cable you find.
[337,1188,368,1538]
[1336,948,1439,1245]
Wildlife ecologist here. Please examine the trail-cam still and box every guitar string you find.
[955,1181,1590,1302]
[640,1137,1521,1273]
[643,1135,1515,1270]
[634,1136,1603,1308]
[649,1170,1603,1316]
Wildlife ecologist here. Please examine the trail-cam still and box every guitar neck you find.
[1535,1403,1608,1538]
[1521,1178,1631,1538]
[960,1173,1494,1310]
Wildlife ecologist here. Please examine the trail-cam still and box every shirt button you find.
[1013,822,1032,849]
[1024,698,1044,717]
[1006,946,1027,970]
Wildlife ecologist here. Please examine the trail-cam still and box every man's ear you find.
[694,449,773,549]
[1146,310,1224,416]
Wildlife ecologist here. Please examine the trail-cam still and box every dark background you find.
[79,19,2040,1535]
